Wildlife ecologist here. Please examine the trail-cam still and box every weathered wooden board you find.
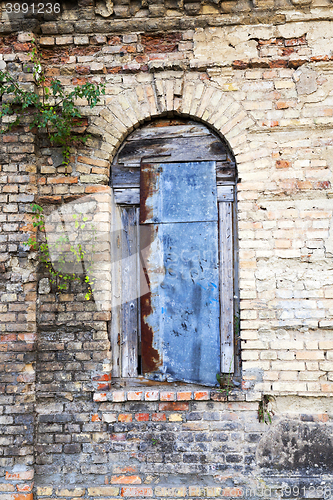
[217,185,234,202]
[118,136,227,164]
[127,123,212,141]
[110,195,122,378]
[121,207,140,378]
[112,165,140,187]
[216,161,237,184]
[219,201,234,373]
[114,188,140,205]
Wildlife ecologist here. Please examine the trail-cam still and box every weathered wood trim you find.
[219,201,234,373]
[114,188,140,204]
[110,194,122,378]
[118,135,227,165]
[112,165,140,188]
[120,207,140,378]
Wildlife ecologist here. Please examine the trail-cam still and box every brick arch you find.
[87,74,256,162]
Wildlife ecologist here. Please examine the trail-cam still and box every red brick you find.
[144,391,159,401]
[258,37,284,46]
[317,413,329,422]
[269,59,288,68]
[284,35,307,46]
[6,471,34,481]
[315,181,331,190]
[176,391,192,401]
[296,180,312,190]
[276,101,294,110]
[135,413,149,422]
[281,47,295,56]
[92,373,112,382]
[16,484,33,492]
[123,45,136,53]
[113,466,138,474]
[121,487,153,497]
[13,42,32,52]
[128,391,143,401]
[194,391,210,401]
[48,177,78,184]
[12,494,34,500]
[111,476,141,484]
[321,382,333,392]
[76,65,90,74]
[276,160,291,169]
[2,135,18,143]
[1,334,16,342]
[77,156,109,168]
[108,36,121,45]
[84,186,110,193]
[232,60,248,69]
[93,393,107,402]
[141,33,181,53]
[72,77,89,85]
[152,413,166,421]
[111,433,127,441]
[107,67,122,74]
[160,391,175,401]
[118,414,132,423]
[158,402,189,411]
[262,120,279,127]
[222,487,243,497]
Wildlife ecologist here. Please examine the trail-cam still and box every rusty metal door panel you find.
[141,222,220,385]
[140,162,218,224]
[140,162,220,386]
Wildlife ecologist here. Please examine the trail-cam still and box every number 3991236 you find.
[5,3,61,13]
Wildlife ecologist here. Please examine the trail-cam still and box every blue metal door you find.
[140,162,220,386]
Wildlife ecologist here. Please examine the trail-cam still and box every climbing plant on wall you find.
[0,39,105,170]
[0,42,105,299]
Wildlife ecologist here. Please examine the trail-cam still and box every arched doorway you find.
[110,117,238,386]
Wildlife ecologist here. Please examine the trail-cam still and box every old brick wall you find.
[1,0,333,497]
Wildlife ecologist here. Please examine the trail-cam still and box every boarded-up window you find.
[110,119,237,386]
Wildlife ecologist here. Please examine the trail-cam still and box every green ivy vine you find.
[0,39,105,170]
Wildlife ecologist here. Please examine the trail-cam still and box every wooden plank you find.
[114,188,139,205]
[217,185,234,202]
[216,161,237,184]
[112,165,140,187]
[219,201,234,373]
[121,207,139,378]
[110,192,122,378]
[118,136,227,164]
[126,123,212,141]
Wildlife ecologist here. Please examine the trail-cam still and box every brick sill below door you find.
[93,377,247,403]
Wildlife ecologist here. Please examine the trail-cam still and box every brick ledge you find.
[93,388,247,403]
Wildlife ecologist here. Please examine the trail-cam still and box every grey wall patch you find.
[294,67,318,95]
[257,420,333,471]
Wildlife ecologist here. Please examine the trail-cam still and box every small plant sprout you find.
[258,395,275,424]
